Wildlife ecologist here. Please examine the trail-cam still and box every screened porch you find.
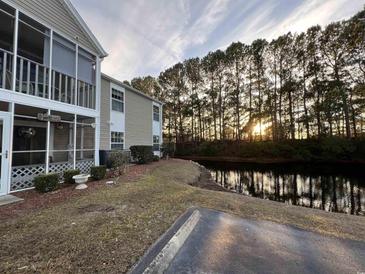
[11,104,96,192]
[0,1,97,109]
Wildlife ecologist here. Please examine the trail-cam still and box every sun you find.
[252,123,269,136]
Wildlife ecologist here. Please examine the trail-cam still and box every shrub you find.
[130,146,154,164]
[161,143,175,157]
[33,173,59,193]
[153,155,160,162]
[63,169,80,184]
[108,151,130,169]
[91,166,107,180]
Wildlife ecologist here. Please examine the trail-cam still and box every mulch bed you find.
[0,161,162,220]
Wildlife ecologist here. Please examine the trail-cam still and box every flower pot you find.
[72,174,90,190]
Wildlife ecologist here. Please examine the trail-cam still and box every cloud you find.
[71,0,364,80]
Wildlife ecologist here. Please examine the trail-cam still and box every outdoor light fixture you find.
[18,127,36,138]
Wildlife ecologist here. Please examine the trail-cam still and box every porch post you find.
[45,109,51,173]
[75,45,79,105]
[48,30,53,100]
[73,114,77,170]
[11,9,19,91]
[7,102,15,193]
[94,56,101,166]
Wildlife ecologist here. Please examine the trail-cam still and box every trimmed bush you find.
[153,155,160,162]
[33,173,59,193]
[130,146,154,164]
[91,166,107,180]
[63,169,80,184]
[108,151,130,169]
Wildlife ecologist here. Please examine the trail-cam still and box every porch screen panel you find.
[78,48,95,85]
[48,111,75,178]
[52,34,76,104]
[0,2,15,52]
[77,48,96,109]
[16,13,50,97]
[11,105,48,191]
[52,34,76,76]
[75,116,95,174]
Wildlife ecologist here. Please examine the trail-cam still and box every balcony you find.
[0,2,97,110]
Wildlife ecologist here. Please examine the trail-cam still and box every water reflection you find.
[199,161,365,216]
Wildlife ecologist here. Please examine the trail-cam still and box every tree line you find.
[128,8,365,144]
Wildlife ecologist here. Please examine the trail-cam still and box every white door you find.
[0,112,11,196]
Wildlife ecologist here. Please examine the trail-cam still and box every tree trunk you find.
[302,62,310,139]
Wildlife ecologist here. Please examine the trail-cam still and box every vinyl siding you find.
[8,0,98,53]
[125,87,153,149]
[100,78,110,150]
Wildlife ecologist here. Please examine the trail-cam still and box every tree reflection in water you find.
[200,161,365,216]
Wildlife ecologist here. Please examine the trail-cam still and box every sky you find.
[72,0,364,81]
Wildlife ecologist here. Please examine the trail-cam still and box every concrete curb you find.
[129,208,201,274]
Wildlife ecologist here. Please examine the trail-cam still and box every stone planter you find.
[72,174,90,190]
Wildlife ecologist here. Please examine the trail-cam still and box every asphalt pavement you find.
[132,208,365,274]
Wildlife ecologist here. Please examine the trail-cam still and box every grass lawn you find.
[0,159,364,273]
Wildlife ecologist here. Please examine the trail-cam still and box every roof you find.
[62,0,108,58]
[102,73,164,105]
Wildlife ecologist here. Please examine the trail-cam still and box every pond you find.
[198,161,365,216]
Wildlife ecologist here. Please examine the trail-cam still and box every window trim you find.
[110,86,124,113]
[110,131,124,150]
[153,135,160,151]
[153,105,160,122]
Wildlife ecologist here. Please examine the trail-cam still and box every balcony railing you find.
[0,49,13,90]
[0,48,96,110]
[16,55,50,98]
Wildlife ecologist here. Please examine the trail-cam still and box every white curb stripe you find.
[143,210,201,274]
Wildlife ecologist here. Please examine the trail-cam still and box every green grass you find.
[0,160,364,273]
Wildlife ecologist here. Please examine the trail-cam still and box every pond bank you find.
[177,155,365,165]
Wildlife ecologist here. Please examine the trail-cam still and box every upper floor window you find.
[112,88,124,112]
[153,105,160,122]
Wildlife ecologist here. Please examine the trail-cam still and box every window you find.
[153,105,160,122]
[112,88,124,112]
[153,135,160,151]
[111,131,124,150]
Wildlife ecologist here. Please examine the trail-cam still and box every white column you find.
[45,109,51,173]
[74,45,79,106]
[11,9,19,91]
[94,56,101,166]
[48,30,53,100]
[7,102,15,193]
[73,114,77,169]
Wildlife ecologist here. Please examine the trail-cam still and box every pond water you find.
[198,161,365,216]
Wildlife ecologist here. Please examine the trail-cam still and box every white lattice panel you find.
[76,160,94,174]
[49,162,74,179]
[11,160,95,192]
[11,165,46,191]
